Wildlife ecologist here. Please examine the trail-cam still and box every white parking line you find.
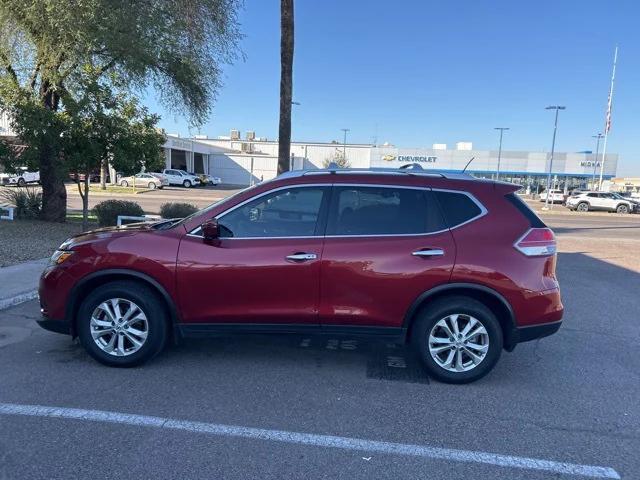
[0,402,619,479]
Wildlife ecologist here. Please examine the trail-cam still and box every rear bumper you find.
[513,320,561,343]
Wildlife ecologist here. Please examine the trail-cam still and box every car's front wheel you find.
[411,296,503,384]
[616,204,629,214]
[17,178,26,187]
[148,181,157,190]
[77,281,168,367]
[183,180,192,188]
[120,180,129,187]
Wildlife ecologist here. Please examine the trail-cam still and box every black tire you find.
[148,182,157,190]
[183,180,192,188]
[120,180,129,187]
[17,177,26,187]
[77,281,168,367]
[616,204,629,214]
[411,296,503,384]
[576,202,589,212]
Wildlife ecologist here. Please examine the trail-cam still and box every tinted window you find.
[587,193,598,197]
[218,187,325,238]
[327,186,446,236]
[433,191,483,228]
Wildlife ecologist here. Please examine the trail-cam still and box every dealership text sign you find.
[398,155,438,163]
[579,161,601,167]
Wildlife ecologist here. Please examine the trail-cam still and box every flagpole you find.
[598,46,618,191]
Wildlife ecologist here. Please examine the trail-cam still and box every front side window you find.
[326,186,446,236]
[217,186,326,238]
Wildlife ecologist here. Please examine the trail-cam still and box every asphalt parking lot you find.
[0,213,638,479]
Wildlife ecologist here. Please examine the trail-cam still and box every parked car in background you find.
[38,166,563,383]
[188,172,221,186]
[0,167,39,186]
[566,191,636,213]
[162,169,201,188]
[539,189,566,204]
[119,173,167,189]
[69,170,102,183]
[149,172,169,185]
[611,192,640,212]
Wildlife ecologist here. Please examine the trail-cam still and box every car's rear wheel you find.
[576,202,589,212]
[411,296,503,384]
[77,281,168,367]
[616,204,629,214]
[183,180,192,188]
[17,178,26,187]
[120,180,129,187]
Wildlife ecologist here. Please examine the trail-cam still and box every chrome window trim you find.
[186,183,488,239]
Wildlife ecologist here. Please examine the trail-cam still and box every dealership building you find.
[162,130,618,191]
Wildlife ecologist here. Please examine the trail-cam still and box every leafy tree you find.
[0,0,242,221]
[322,149,351,169]
[63,73,165,231]
[278,0,294,174]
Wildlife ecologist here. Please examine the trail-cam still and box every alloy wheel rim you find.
[90,298,149,357]
[428,314,489,372]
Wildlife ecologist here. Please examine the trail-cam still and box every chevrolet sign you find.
[398,155,437,163]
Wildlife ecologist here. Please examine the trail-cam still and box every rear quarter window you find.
[504,193,546,228]
[433,191,483,228]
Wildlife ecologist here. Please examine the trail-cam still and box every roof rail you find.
[277,167,477,180]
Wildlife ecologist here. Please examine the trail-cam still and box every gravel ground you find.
[0,220,93,267]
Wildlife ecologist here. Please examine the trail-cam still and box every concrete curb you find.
[0,290,38,311]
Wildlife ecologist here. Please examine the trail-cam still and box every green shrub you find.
[0,186,42,219]
[93,200,144,227]
[160,202,198,219]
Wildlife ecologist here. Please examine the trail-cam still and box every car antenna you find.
[461,156,475,173]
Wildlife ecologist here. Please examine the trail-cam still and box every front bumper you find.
[37,316,71,335]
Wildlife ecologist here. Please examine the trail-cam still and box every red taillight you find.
[514,228,556,257]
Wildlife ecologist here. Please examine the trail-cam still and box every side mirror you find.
[201,219,220,241]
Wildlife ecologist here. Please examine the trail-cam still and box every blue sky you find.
[146,0,640,176]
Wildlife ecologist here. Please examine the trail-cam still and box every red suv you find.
[38,167,563,383]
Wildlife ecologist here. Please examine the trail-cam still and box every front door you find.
[319,185,456,329]
[177,185,329,325]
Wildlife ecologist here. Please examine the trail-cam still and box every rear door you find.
[318,184,456,329]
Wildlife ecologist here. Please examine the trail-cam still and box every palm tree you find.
[278,0,294,174]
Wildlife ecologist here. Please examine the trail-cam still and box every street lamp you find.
[591,133,604,190]
[341,128,350,164]
[494,127,509,180]
[543,106,566,211]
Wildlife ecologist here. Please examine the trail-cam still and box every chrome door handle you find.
[286,253,317,262]
[412,249,444,257]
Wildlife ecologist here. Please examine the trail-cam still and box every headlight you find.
[50,250,74,266]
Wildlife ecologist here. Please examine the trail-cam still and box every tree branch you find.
[0,51,19,86]
[29,62,40,90]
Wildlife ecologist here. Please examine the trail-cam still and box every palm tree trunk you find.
[278,0,294,175]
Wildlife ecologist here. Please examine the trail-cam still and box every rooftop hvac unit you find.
[433,143,447,150]
[230,129,240,140]
[246,131,256,141]
[456,142,473,151]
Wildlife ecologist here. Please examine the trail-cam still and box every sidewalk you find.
[0,258,47,310]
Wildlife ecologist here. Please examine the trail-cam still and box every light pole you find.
[494,127,509,180]
[543,106,566,210]
[341,128,350,164]
[591,133,604,190]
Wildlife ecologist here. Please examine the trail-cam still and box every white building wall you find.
[210,154,278,185]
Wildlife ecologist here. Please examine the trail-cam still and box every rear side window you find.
[327,186,446,236]
[504,193,546,228]
[433,191,483,228]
